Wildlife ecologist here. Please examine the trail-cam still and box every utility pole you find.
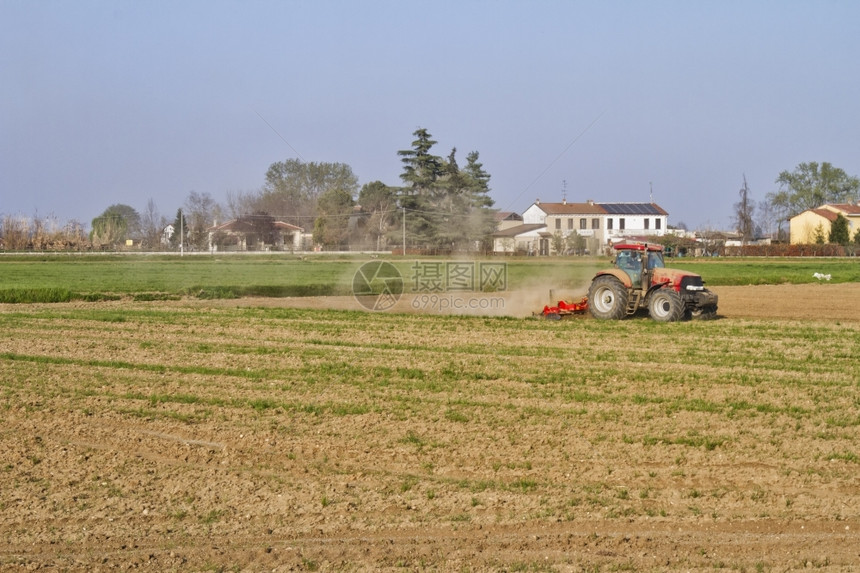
[179,208,184,256]
[402,207,406,256]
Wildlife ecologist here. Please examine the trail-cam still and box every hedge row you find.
[723,244,855,257]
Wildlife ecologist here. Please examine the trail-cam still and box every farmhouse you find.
[208,216,306,252]
[494,200,669,255]
[491,223,550,255]
[789,203,860,244]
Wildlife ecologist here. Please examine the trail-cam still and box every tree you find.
[848,227,860,257]
[461,151,498,251]
[184,191,221,250]
[756,199,782,241]
[398,128,443,192]
[551,231,565,255]
[828,213,850,246]
[358,181,397,250]
[397,128,446,250]
[1,215,29,250]
[224,189,257,219]
[257,159,358,228]
[433,147,474,249]
[767,162,860,219]
[140,198,166,250]
[733,175,755,245]
[813,223,826,245]
[313,187,355,249]
[240,212,278,249]
[169,209,188,250]
[91,204,140,248]
[566,231,587,255]
[396,129,496,252]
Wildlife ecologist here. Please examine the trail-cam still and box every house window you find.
[619,218,626,230]
[580,218,587,230]
[592,218,599,229]
[607,218,613,230]
[656,218,662,230]
[555,218,561,230]
[644,219,650,230]
[568,218,573,230]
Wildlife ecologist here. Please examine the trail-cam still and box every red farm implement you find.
[539,296,589,320]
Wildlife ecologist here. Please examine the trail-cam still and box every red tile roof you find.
[826,203,860,215]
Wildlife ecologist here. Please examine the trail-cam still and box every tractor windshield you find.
[647,251,664,270]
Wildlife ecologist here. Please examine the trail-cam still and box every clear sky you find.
[3,0,859,231]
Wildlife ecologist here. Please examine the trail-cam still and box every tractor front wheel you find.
[588,276,629,320]
[648,288,685,322]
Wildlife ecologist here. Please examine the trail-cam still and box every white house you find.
[517,199,669,254]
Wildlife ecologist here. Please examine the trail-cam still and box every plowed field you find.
[1,283,858,571]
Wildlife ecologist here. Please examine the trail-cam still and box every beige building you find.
[494,211,524,231]
[789,203,860,244]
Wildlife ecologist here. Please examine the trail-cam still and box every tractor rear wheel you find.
[648,288,685,322]
[588,276,629,320]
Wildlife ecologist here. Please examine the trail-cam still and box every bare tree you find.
[140,198,167,250]
[1,215,29,250]
[733,175,755,246]
[183,191,221,250]
[225,190,256,219]
[756,199,779,241]
[62,219,89,251]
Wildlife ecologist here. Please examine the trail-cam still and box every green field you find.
[0,253,857,303]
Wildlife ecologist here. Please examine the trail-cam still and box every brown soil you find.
[212,281,860,322]
[1,283,858,571]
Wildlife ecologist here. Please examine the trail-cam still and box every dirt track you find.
[1,283,858,571]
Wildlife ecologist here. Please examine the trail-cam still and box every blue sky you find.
[3,0,859,231]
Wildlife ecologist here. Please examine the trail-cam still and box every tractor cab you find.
[612,243,664,288]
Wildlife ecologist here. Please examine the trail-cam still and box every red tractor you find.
[587,242,718,322]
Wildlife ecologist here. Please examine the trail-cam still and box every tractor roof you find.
[613,242,664,252]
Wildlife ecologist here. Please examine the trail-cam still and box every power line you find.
[254,109,305,162]
[502,109,606,212]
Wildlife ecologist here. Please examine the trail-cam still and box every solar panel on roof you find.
[599,203,661,215]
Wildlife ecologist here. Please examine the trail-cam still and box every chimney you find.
[587,199,594,206]
[535,198,541,205]
[562,198,567,205]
